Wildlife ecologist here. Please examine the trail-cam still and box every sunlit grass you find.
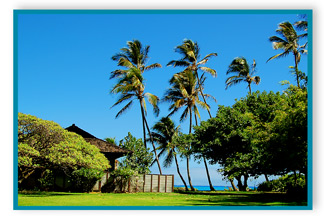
[18,191,307,206]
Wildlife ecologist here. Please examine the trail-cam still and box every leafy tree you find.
[167,39,217,117]
[149,117,188,191]
[267,21,307,88]
[110,39,163,174]
[163,69,210,191]
[18,113,110,186]
[226,57,261,94]
[118,132,153,174]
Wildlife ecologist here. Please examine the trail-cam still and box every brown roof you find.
[65,124,131,156]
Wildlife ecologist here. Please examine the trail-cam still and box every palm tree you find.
[267,21,307,88]
[226,57,261,94]
[167,40,217,191]
[110,39,163,174]
[149,117,188,191]
[167,39,217,117]
[164,69,210,191]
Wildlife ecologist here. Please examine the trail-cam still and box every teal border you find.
[13,9,313,210]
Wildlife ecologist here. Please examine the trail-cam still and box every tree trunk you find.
[187,108,195,191]
[243,174,249,190]
[248,83,252,94]
[140,99,147,149]
[203,157,215,191]
[229,178,239,191]
[187,156,195,191]
[143,115,163,175]
[18,169,35,184]
[235,176,245,191]
[294,53,300,88]
[195,71,212,118]
[264,173,269,182]
[174,154,188,191]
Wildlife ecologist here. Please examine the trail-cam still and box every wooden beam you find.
[165,175,167,192]
[172,175,174,192]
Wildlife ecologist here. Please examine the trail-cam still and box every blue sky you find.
[17,11,308,186]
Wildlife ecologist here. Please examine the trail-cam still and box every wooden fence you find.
[92,173,174,193]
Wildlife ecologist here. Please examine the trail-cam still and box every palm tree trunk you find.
[203,157,215,191]
[294,53,300,88]
[195,71,212,117]
[194,113,215,191]
[174,154,188,191]
[143,115,163,175]
[140,100,147,149]
[248,83,252,94]
[187,108,195,191]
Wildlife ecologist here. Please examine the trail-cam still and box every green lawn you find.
[18,191,307,206]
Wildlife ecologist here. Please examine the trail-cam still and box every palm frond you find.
[199,67,217,77]
[145,63,162,71]
[166,60,190,67]
[115,100,133,118]
[266,51,290,62]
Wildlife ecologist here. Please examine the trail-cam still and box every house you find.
[65,124,131,171]
[50,124,131,191]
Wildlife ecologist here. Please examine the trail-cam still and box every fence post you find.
[143,174,145,192]
[172,175,174,192]
[158,175,160,192]
[150,175,153,192]
[165,175,167,192]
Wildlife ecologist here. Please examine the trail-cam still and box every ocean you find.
[174,185,257,191]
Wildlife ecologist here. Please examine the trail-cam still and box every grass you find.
[18,190,307,206]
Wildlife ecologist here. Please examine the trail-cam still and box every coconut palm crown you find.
[226,57,261,94]
[267,21,307,88]
[110,39,163,174]
[167,39,217,117]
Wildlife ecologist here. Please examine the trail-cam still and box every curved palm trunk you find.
[142,113,163,175]
[195,71,212,117]
[187,108,195,191]
[140,100,147,148]
[203,157,215,191]
[194,113,215,191]
[174,154,188,191]
[294,53,300,88]
[248,83,252,95]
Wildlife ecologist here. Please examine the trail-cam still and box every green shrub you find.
[257,173,305,192]
[69,168,104,192]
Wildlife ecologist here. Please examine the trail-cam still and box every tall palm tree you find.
[167,39,217,117]
[226,57,261,94]
[164,69,210,191]
[110,40,163,174]
[167,40,217,191]
[149,117,188,191]
[267,21,307,88]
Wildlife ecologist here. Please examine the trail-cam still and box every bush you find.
[257,173,305,192]
[69,168,104,192]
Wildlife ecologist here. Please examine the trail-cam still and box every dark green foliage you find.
[193,86,307,191]
[257,174,305,193]
[69,168,104,193]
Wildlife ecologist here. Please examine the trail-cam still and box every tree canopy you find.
[18,113,110,184]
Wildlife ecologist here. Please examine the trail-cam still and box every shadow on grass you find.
[19,191,78,197]
[176,191,307,206]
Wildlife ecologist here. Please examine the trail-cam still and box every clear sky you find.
[17,11,308,186]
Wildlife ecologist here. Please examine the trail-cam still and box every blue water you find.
[174,185,257,191]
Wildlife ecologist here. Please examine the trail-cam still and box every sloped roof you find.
[65,124,131,156]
